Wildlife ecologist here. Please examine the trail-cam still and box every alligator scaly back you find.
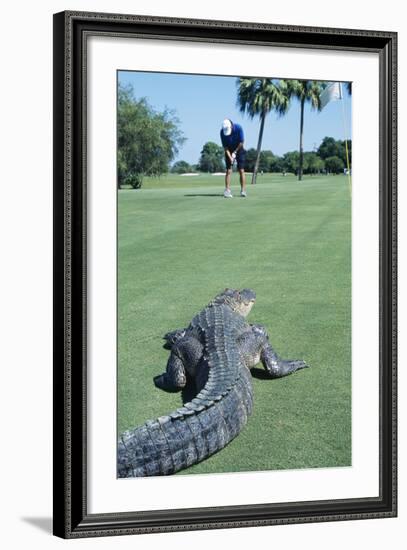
[117,303,253,477]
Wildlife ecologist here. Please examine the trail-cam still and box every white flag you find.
[320,82,342,109]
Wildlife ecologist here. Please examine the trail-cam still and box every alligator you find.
[118,288,308,477]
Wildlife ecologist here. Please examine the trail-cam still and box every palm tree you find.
[237,78,290,185]
[287,80,323,181]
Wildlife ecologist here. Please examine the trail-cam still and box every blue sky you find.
[118,71,352,165]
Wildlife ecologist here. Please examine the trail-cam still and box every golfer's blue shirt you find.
[220,123,244,151]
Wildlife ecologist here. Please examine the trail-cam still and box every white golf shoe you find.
[240,190,247,197]
[224,189,233,198]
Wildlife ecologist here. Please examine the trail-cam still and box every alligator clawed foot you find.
[162,329,186,350]
[289,360,309,372]
[153,373,184,393]
[153,374,166,389]
[268,359,310,378]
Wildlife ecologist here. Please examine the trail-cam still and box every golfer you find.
[220,118,247,198]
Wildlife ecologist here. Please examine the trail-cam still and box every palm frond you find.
[236,77,291,118]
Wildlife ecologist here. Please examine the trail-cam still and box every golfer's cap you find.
[222,119,232,136]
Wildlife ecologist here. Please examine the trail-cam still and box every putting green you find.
[118,173,351,474]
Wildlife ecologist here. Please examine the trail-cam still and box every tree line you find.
[185,136,351,176]
[118,79,351,188]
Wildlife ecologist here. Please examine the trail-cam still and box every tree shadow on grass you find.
[184,194,223,197]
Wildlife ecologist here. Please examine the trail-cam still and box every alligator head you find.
[210,288,256,317]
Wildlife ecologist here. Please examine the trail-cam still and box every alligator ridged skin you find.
[118,289,308,477]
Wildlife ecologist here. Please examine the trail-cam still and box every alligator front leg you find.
[162,328,187,350]
[260,343,308,378]
[153,353,186,392]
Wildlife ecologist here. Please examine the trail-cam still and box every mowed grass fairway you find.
[118,173,351,475]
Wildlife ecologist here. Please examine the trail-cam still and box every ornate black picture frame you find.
[53,11,397,538]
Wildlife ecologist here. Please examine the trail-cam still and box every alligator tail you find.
[118,365,252,477]
[118,305,254,477]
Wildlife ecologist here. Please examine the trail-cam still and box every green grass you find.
[118,172,351,474]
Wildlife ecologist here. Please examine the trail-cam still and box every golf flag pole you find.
[339,83,352,196]
[320,82,351,196]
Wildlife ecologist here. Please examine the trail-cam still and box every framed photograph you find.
[53,11,397,538]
